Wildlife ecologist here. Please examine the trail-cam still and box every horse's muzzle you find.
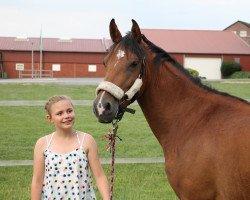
[93,91,119,123]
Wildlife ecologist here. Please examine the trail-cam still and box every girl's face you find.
[47,100,75,130]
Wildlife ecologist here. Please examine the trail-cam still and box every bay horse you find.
[93,19,250,200]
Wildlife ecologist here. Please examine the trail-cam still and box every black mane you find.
[141,34,249,105]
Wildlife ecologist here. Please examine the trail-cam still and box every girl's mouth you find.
[62,120,73,124]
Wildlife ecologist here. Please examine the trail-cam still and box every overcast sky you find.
[0,0,249,39]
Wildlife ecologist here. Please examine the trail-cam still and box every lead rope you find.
[103,119,121,200]
[109,120,119,200]
[103,107,135,200]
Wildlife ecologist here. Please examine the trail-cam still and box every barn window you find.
[239,31,247,37]
[15,37,29,42]
[88,65,97,72]
[234,58,240,64]
[58,38,72,42]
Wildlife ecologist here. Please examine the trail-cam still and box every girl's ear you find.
[46,114,53,123]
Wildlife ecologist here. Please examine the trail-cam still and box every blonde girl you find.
[31,95,110,199]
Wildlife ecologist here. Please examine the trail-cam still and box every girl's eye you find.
[67,109,73,113]
[130,61,139,68]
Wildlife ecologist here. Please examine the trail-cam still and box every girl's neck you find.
[54,128,76,138]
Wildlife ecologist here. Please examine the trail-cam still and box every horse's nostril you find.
[104,102,111,111]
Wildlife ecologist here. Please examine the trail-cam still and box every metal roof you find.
[224,20,250,30]
[0,37,111,53]
[141,29,250,55]
[0,29,249,55]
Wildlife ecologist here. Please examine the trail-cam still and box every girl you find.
[31,95,110,200]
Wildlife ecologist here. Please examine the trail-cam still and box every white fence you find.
[19,70,53,78]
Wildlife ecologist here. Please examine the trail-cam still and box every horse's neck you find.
[137,61,210,153]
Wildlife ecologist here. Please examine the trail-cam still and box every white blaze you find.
[97,91,106,116]
[114,49,125,67]
[117,49,125,59]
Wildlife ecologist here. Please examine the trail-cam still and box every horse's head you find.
[93,19,146,123]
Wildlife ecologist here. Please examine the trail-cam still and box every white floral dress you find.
[41,132,96,200]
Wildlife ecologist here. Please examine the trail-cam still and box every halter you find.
[96,57,145,109]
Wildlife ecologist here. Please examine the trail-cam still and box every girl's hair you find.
[45,95,73,115]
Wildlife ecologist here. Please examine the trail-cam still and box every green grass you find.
[0,105,162,160]
[0,84,96,100]
[204,82,250,99]
[0,164,178,199]
[0,82,250,101]
[1,81,250,200]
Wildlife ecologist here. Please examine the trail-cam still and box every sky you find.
[0,0,249,39]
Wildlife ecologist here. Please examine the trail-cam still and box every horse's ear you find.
[131,19,141,43]
[109,19,122,43]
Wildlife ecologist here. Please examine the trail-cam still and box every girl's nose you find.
[63,112,70,118]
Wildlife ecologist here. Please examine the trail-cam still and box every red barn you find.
[0,37,111,78]
[0,28,250,79]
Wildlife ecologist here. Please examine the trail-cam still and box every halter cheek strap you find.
[124,78,142,100]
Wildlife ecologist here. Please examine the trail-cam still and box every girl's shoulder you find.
[76,131,95,141]
[76,131,96,149]
[34,133,54,150]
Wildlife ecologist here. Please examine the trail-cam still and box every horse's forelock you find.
[108,32,146,60]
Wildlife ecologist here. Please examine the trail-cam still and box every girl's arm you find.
[31,137,45,200]
[87,134,110,200]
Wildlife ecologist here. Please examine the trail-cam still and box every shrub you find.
[187,68,199,77]
[229,71,250,79]
[221,61,242,78]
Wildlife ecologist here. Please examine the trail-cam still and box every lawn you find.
[1,81,250,199]
[0,164,178,199]
[204,81,250,100]
[0,105,163,160]
[0,81,250,101]
[0,83,96,100]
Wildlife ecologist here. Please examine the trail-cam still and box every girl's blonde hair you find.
[45,95,73,115]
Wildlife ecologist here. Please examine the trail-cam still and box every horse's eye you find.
[130,61,139,68]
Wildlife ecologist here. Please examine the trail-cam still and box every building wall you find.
[2,50,250,79]
[223,54,250,71]
[2,51,107,78]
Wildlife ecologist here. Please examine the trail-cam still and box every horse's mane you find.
[109,32,249,105]
[141,34,204,84]
[140,34,249,105]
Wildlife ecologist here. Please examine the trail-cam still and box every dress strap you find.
[45,133,54,150]
[80,133,86,149]
[76,133,86,149]
[76,132,81,147]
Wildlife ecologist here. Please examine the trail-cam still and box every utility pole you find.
[31,42,34,78]
[39,28,42,78]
